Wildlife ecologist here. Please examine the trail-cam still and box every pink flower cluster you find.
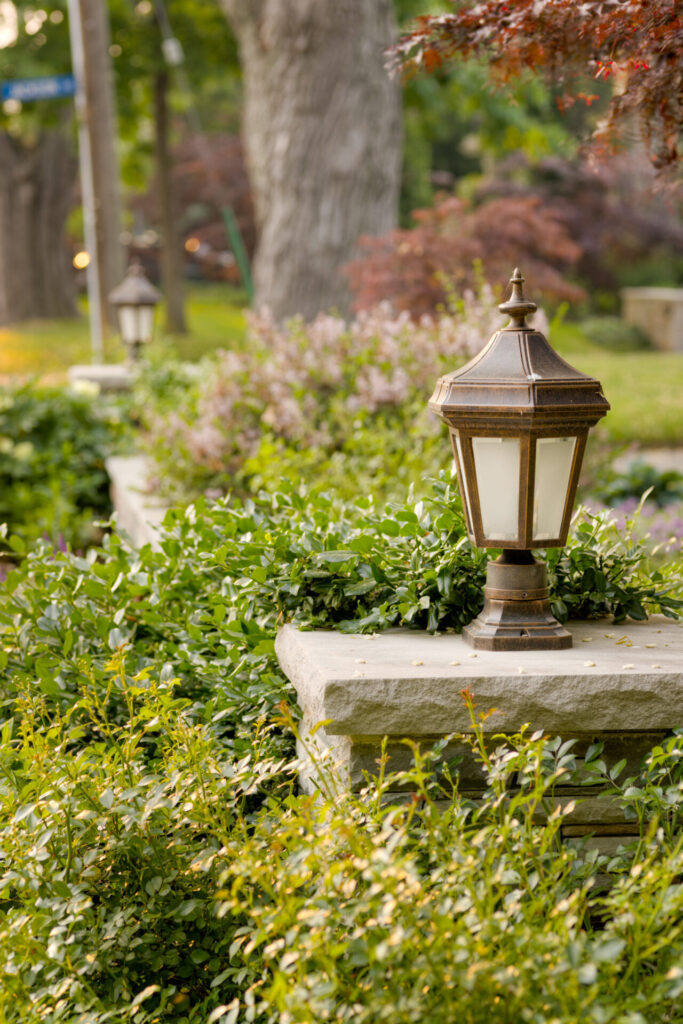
[152,286,547,483]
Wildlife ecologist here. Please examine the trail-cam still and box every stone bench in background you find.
[276,618,683,852]
[621,287,683,353]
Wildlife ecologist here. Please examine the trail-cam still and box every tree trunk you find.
[0,132,77,325]
[222,0,402,321]
[77,0,124,328]
[155,68,187,334]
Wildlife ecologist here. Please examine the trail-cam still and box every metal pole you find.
[66,0,103,364]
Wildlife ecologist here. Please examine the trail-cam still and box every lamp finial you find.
[498,267,537,328]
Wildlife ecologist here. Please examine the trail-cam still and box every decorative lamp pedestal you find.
[464,552,572,651]
[276,619,683,853]
[68,363,133,393]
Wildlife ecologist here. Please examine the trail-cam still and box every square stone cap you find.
[275,618,683,736]
[68,364,133,392]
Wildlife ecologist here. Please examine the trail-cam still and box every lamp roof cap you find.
[109,263,161,307]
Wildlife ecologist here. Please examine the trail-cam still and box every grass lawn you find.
[551,322,683,446]
[0,283,248,382]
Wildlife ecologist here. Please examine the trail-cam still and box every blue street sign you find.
[1,74,76,102]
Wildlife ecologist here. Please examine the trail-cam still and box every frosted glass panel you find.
[138,306,155,342]
[533,436,576,541]
[454,433,473,527]
[472,437,520,540]
[118,306,154,344]
[118,307,138,344]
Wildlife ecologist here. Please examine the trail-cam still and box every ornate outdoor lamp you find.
[108,263,161,362]
[429,269,609,650]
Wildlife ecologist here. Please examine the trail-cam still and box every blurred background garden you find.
[0,0,682,559]
[0,3,683,1020]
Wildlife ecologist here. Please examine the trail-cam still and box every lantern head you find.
[429,269,609,650]
[109,263,161,360]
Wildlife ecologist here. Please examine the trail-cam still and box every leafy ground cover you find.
[0,382,126,554]
[0,480,681,1020]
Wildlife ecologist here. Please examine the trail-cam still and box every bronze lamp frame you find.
[108,263,161,362]
[429,269,610,651]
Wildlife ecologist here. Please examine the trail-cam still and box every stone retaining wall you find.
[277,618,683,850]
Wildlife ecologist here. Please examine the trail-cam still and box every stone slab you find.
[276,619,683,736]
[106,454,167,550]
[621,287,683,353]
[68,363,133,392]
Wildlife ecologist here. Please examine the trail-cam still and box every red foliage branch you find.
[394,0,683,184]
[345,195,584,318]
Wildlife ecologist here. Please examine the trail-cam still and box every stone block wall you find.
[277,619,683,850]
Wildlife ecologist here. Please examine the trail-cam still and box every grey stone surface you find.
[106,454,167,550]
[297,720,487,793]
[68,363,133,392]
[278,622,681,843]
[613,447,683,476]
[276,619,683,736]
[621,286,683,353]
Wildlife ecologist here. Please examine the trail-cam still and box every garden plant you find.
[0,474,681,1021]
[0,382,125,557]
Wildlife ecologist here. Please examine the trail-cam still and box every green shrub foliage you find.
[579,316,652,352]
[0,382,125,554]
[0,479,681,1020]
[220,718,683,1024]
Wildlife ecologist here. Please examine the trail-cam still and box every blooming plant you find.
[141,286,544,501]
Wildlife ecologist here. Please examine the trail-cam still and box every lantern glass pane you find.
[118,306,139,345]
[454,433,473,527]
[472,437,520,541]
[533,436,576,541]
[137,305,155,343]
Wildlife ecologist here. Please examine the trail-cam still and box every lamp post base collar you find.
[464,555,572,651]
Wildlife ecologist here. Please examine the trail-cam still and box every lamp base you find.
[464,552,572,651]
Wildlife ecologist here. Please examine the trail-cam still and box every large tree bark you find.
[222,0,402,321]
[155,69,187,334]
[77,0,124,329]
[0,132,77,325]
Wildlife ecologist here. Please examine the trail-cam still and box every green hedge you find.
[0,480,681,1021]
[0,382,125,554]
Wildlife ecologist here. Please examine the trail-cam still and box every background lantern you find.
[429,269,610,650]
[108,263,161,362]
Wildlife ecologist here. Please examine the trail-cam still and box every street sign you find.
[1,74,76,103]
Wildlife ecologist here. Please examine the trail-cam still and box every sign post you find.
[66,0,103,364]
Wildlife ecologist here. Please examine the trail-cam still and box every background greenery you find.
[0,3,681,1019]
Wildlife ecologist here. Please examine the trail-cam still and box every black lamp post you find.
[108,263,161,362]
[429,269,610,650]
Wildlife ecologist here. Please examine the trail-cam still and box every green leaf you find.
[344,579,377,597]
[130,985,160,1009]
[317,551,357,563]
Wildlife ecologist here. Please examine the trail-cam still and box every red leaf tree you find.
[395,0,682,185]
[345,194,584,317]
